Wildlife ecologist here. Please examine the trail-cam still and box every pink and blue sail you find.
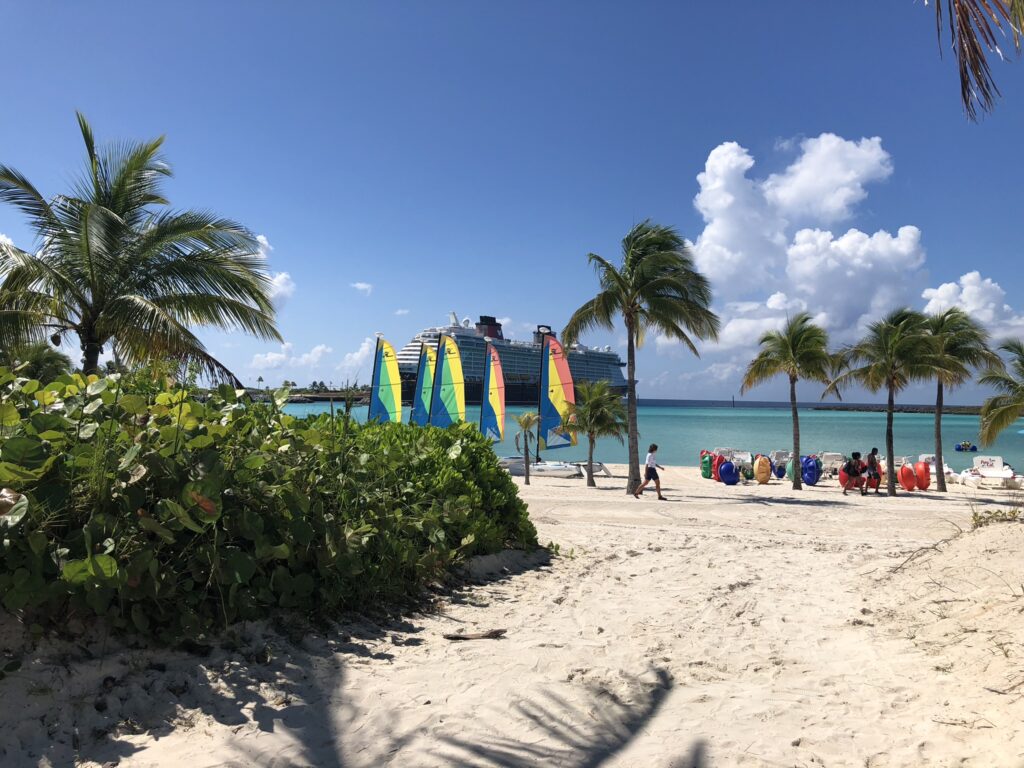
[538,335,576,450]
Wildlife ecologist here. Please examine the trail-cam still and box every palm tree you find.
[930,0,1024,120]
[978,339,1024,446]
[827,309,934,496]
[0,113,280,382]
[563,220,719,494]
[1,341,73,382]
[514,411,540,486]
[560,380,628,487]
[925,308,1001,491]
[741,313,832,491]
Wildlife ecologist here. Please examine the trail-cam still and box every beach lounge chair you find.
[768,450,791,465]
[711,447,736,460]
[818,452,845,478]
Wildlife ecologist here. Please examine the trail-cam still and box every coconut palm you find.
[978,339,1024,446]
[931,0,1024,120]
[0,113,280,382]
[827,309,934,496]
[563,220,719,494]
[740,313,832,491]
[1,341,73,382]
[925,308,1001,491]
[514,411,540,486]
[559,380,628,487]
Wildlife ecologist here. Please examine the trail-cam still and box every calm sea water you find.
[280,402,1024,472]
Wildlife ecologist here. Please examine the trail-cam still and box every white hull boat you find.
[500,457,583,479]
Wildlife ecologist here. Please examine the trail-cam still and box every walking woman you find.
[634,443,667,500]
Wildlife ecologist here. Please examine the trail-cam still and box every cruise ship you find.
[395,313,627,405]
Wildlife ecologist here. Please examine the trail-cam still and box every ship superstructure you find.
[396,313,626,405]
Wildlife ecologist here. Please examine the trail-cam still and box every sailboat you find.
[480,341,505,442]
[409,343,436,426]
[367,336,402,423]
[538,334,577,451]
[428,334,465,428]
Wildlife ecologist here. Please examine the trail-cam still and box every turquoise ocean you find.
[281,402,1024,472]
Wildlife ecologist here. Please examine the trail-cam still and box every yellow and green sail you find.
[409,342,436,426]
[368,337,402,423]
[539,335,576,450]
[428,335,465,428]
[479,342,505,442]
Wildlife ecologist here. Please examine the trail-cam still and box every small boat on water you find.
[954,440,978,452]
[499,457,583,479]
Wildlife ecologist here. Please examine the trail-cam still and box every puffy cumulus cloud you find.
[763,134,892,223]
[785,226,925,339]
[336,337,374,380]
[692,142,788,293]
[255,235,296,306]
[350,282,373,296]
[922,271,1024,338]
[716,315,787,351]
[394,308,410,316]
[269,272,296,303]
[765,292,806,312]
[0,232,13,247]
[250,342,332,370]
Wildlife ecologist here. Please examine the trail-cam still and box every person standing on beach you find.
[865,447,882,495]
[842,452,866,496]
[634,443,666,500]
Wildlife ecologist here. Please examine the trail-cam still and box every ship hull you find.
[400,374,624,406]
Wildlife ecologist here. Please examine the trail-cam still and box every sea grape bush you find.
[0,369,536,643]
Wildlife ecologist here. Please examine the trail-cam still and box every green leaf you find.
[157,499,204,534]
[20,380,39,395]
[225,550,257,584]
[119,394,148,415]
[256,542,290,561]
[0,403,19,428]
[86,379,108,396]
[187,434,214,450]
[27,531,48,555]
[243,453,266,470]
[61,559,91,585]
[0,490,28,527]
[137,515,175,543]
[0,462,43,483]
[88,554,119,580]
[83,398,103,415]
[1,436,47,468]
[181,480,222,523]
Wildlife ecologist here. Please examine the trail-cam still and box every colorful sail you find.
[367,337,402,423]
[538,335,576,450]
[428,335,465,427]
[479,342,505,442]
[409,343,436,426]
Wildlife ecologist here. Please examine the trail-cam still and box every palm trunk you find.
[523,436,530,486]
[886,383,896,496]
[625,320,640,494]
[81,336,102,375]
[790,375,802,491]
[934,380,946,492]
[586,433,596,488]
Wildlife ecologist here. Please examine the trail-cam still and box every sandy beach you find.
[3,466,1023,767]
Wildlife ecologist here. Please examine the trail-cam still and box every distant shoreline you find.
[638,398,982,415]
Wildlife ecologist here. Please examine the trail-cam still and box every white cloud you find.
[763,134,892,223]
[678,361,743,384]
[497,316,512,326]
[394,308,410,316]
[269,272,296,303]
[0,233,12,248]
[250,342,332,370]
[336,337,374,380]
[765,292,806,312]
[922,271,1024,338]
[350,282,373,296]
[717,315,787,350]
[255,235,296,306]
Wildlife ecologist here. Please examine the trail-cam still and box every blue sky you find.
[2,1,1023,403]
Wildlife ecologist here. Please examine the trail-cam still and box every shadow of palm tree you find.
[437,667,686,767]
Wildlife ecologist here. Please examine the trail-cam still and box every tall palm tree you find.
[827,309,934,496]
[0,341,73,382]
[740,313,831,491]
[931,0,1024,119]
[563,220,719,494]
[560,380,628,487]
[514,411,540,486]
[925,308,1001,491]
[978,339,1024,446]
[0,113,280,382]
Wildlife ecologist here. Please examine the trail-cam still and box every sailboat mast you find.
[536,329,548,463]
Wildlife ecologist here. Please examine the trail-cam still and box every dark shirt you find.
[843,460,863,477]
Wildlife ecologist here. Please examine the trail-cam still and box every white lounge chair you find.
[818,452,845,477]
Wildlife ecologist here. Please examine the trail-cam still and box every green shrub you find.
[0,369,535,643]
[971,507,1021,529]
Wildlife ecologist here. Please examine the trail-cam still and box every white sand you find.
[2,466,1023,767]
